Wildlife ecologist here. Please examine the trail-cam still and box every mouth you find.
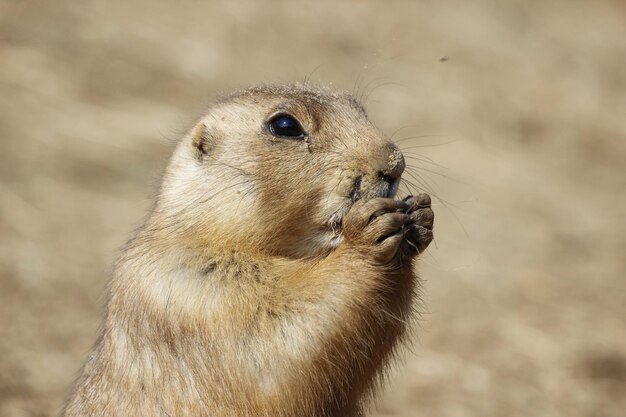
[348,175,363,202]
[386,177,401,199]
[328,175,402,238]
[348,175,400,202]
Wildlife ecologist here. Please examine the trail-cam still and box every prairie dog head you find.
[156,84,405,258]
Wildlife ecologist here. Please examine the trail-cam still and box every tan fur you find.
[62,84,434,417]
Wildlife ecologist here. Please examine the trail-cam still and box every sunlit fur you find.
[62,84,427,417]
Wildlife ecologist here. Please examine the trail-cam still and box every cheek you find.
[318,192,347,218]
[330,166,361,199]
[256,151,352,222]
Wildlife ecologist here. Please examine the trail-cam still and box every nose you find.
[377,143,405,186]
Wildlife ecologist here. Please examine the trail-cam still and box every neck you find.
[64,225,414,417]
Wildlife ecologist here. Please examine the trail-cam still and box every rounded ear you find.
[190,121,217,159]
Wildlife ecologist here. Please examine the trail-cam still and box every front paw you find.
[402,194,434,255]
[342,198,411,264]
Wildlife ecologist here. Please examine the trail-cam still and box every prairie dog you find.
[62,84,434,417]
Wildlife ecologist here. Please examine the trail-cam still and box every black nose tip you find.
[378,144,405,180]
[376,144,404,198]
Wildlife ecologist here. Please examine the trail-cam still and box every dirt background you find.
[1,1,625,416]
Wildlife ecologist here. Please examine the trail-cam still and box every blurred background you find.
[1,1,625,416]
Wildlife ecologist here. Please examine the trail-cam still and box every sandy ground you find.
[1,1,625,416]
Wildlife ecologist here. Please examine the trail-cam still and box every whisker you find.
[387,125,426,141]
[408,165,471,187]
[363,81,406,105]
[303,63,325,86]
[398,138,460,149]
[402,163,469,237]
[358,76,389,104]
[401,153,449,169]
[403,169,438,196]
[393,134,450,145]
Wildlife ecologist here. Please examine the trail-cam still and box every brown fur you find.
[61,84,434,417]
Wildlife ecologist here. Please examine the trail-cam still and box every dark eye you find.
[268,114,305,139]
